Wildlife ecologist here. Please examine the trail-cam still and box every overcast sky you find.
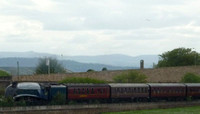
[0,0,199,56]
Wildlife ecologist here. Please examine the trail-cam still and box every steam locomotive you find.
[5,82,200,104]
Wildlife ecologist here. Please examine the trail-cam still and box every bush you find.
[0,88,5,96]
[181,73,200,83]
[0,96,26,107]
[102,67,107,71]
[113,71,147,83]
[0,70,10,77]
[49,92,66,105]
[87,69,95,72]
[59,77,107,84]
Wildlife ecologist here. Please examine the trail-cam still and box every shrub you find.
[0,70,10,77]
[102,67,107,71]
[59,77,107,84]
[181,73,200,83]
[0,96,14,107]
[0,88,5,96]
[49,92,66,105]
[0,96,26,107]
[113,71,147,83]
[87,69,95,72]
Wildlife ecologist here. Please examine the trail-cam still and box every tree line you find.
[156,47,200,67]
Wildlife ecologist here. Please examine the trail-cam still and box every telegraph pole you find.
[192,48,197,66]
[46,58,50,75]
[17,61,19,76]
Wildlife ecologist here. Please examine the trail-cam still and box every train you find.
[5,82,200,104]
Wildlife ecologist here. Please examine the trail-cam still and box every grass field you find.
[103,106,200,114]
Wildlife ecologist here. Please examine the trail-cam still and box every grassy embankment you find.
[0,70,10,96]
[59,77,107,84]
[103,106,200,114]
[0,70,10,77]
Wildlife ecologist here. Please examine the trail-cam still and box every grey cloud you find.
[4,35,39,43]
[68,34,94,44]
[1,0,198,31]
[1,0,200,56]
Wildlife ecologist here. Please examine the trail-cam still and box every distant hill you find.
[0,58,135,75]
[62,54,159,68]
[0,51,159,68]
[61,60,135,72]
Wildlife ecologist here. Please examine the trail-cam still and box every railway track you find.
[1,101,200,114]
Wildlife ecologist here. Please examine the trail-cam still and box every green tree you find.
[113,71,147,83]
[157,47,200,67]
[181,73,200,83]
[102,67,107,71]
[35,58,66,74]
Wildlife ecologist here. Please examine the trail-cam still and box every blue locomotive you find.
[5,82,66,103]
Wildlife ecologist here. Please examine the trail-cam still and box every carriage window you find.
[129,88,131,92]
[91,88,94,94]
[103,89,105,93]
[87,88,89,94]
[73,89,76,94]
[138,88,140,93]
[78,88,80,94]
[98,89,103,94]
[117,88,120,92]
[82,88,85,94]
